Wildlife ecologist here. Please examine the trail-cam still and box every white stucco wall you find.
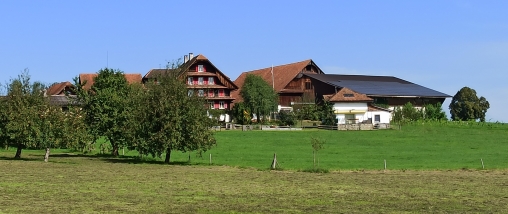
[332,102,392,124]
[332,102,368,112]
[365,111,391,124]
[332,103,368,124]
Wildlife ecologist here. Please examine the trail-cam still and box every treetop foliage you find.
[240,74,278,124]
[449,86,490,122]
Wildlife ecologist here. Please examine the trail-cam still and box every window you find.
[208,90,214,97]
[198,89,204,97]
[305,81,312,90]
[187,77,193,85]
[345,114,356,124]
[187,90,194,96]
[208,77,214,85]
[198,77,204,85]
[198,65,204,72]
[374,115,381,123]
[219,101,225,109]
[209,102,214,109]
[218,89,225,97]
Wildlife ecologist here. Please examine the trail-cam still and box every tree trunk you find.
[313,150,316,169]
[14,145,23,159]
[44,148,50,162]
[165,148,172,164]
[111,144,119,156]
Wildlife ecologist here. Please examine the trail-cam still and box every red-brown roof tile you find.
[46,81,74,96]
[231,59,313,103]
[323,87,373,102]
[79,73,142,90]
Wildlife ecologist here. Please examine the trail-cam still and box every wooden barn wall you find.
[383,97,446,107]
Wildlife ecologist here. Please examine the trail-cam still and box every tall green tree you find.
[1,70,49,158]
[74,68,135,156]
[130,63,216,163]
[240,74,278,124]
[449,87,490,122]
[318,101,336,125]
[231,102,250,125]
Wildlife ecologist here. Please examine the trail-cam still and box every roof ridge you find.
[246,59,311,73]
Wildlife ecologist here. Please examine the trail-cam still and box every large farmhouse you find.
[232,59,451,125]
[232,59,324,111]
[143,53,238,111]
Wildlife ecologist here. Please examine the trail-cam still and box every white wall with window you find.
[332,102,368,124]
[364,111,391,124]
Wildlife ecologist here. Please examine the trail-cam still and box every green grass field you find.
[112,122,506,170]
[1,123,508,213]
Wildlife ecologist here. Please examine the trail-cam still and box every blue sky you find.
[1,0,507,121]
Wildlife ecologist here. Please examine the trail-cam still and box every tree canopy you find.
[74,68,136,156]
[129,64,216,163]
[449,87,490,122]
[240,74,278,124]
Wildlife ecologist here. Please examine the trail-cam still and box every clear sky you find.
[1,0,507,122]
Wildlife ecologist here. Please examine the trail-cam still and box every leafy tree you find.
[423,103,447,120]
[74,68,135,156]
[449,87,490,122]
[231,102,251,125]
[401,102,420,121]
[1,70,49,158]
[317,101,336,125]
[294,104,319,121]
[310,137,325,169]
[130,63,216,163]
[240,74,278,124]
[278,110,296,126]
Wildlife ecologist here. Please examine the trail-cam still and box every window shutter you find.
[225,102,228,109]
[214,101,219,109]
[195,65,198,72]
[194,77,198,85]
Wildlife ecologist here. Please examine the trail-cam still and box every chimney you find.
[184,55,188,63]
[189,52,194,60]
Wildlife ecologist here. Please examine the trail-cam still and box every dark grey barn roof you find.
[304,73,451,98]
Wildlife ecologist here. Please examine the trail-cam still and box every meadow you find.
[125,122,507,170]
[1,122,508,213]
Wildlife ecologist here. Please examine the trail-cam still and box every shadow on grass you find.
[2,151,205,166]
[0,156,40,162]
[101,157,193,166]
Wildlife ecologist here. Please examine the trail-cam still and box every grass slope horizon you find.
[2,122,507,170]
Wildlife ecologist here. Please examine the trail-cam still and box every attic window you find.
[343,93,354,97]
[198,65,204,72]
[305,65,312,72]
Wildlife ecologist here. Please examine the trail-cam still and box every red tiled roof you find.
[143,54,238,90]
[79,73,142,90]
[231,59,313,103]
[46,81,74,96]
[323,87,373,102]
[368,104,392,112]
